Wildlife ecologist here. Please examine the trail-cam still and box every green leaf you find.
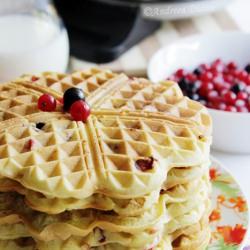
[207,239,238,250]
[213,181,239,198]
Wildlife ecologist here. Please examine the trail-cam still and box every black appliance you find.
[53,0,197,63]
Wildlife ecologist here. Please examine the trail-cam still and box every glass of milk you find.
[0,0,69,82]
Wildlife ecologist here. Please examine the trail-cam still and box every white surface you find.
[209,108,250,154]
[0,14,69,82]
[213,151,250,206]
[227,0,250,32]
[148,32,250,153]
[141,0,233,20]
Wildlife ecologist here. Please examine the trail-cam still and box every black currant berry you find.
[193,68,202,76]
[245,64,250,73]
[178,78,189,91]
[230,83,245,94]
[63,88,85,111]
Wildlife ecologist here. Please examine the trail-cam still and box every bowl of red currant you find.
[148,32,250,153]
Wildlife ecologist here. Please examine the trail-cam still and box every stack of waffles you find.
[0,68,212,250]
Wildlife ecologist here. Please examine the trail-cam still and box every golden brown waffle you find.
[0,68,212,250]
[0,83,41,122]
[0,111,210,200]
[171,214,210,250]
[0,185,210,243]
[15,69,126,107]
[0,215,210,250]
[93,77,212,135]
[0,176,160,216]
[0,191,166,244]
[0,170,210,216]
[14,69,212,136]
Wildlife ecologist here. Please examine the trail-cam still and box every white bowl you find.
[147,32,250,154]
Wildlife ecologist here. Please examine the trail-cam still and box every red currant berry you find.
[237,106,249,113]
[237,92,248,100]
[31,76,39,82]
[209,68,219,77]
[199,82,214,97]
[227,61,237,71]
[211,59,224,72]
[207,90,219,102]
[214,81,228,92]
[200,72,213,82]
[235,99,246,107]
[225,106,237,112]
[246,86,250,94]
[223,74,234,83]
[223,91,237,105]
[200,63,210,71]
[70,100,91,122]
[218,103,227,111]
[238,70,248,81]
[186,73,197,82]
[213,58,222,65]
[245,74,250,84]
[38,94,57,112]
[175,69,185,78]
[27,139,35,151]
[232,70,241,78]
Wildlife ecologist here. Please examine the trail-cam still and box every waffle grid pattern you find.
[0,112,210,200]
[14,69,212,135]
[0,68,212,250]
[0,84,41,122]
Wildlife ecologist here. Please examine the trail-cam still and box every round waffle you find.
[0,171,209,216]
[0,185,210,244]
[0,68,212,250]
[14,69,212,136]
[0,215,210,250]
[0,111,210,200]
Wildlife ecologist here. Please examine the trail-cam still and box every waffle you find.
[0,215,210,250]
[93,78,212,135]
[0,183,210,247]
[0,170,210,216]
[0,82,42,122]
[14,69,212,136]
[0,68,212,250]
[0,111,210,200]
[0,176,160,216]
[165,163,209,189]
[0,182,209,240]
[0,191,166,244]
[0,170,210,215]
[15,69,125,107]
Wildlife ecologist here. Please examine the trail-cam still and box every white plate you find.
[208,157,249,249]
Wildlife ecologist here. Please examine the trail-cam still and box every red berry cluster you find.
[168,59,250,113]
[37,88,91,122]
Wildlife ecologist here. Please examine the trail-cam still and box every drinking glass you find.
[0,0,69,82]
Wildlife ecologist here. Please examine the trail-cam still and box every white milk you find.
[0,14,69,82]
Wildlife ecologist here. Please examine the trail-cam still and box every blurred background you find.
[1,0,249,78]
